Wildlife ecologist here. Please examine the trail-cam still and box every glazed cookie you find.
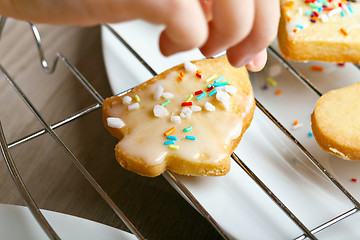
[278,0,360,63]
[311,82,360,161]
[103,56,255,177]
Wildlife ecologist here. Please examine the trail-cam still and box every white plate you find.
[0,203,135,240]
[101,21,360,239]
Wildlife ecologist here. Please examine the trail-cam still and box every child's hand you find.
[199,0,280,71]
[0,0,279,71]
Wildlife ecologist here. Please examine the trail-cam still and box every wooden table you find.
[0,18,222,239]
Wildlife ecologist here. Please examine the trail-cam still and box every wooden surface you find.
[0,18,222,239]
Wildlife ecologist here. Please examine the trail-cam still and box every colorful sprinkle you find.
[340,27,348,36]
[337,62,346,67]
[183,126,192,132]
[162,100,170,106]
[164,140,175,145]
[214,76,225,83]
[284,1,295,7]
[276,89,282,95]
[178,72,185,81]
[186,135,196,140]
[293,120,299,126]
[311,65,324,71]
[195,90,204,95]
[266,77,277,86]
[164,127,175,136]
[196,70,203,79]
[208,89,218,97]
[196,92,207,100]
[166,136,178,141]
[134,95,140,102]
[207,85,215,92]
[185,94,193,102]
[213,81,230,87]
[181,102,193,107]
[308,132,313,137]
[288,1,355,35]
[292,122,303,130]
[205,75,217,83]
[169,144,180,150]
[351,178,358,183]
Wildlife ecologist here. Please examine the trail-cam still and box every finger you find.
[199,0,214,21]
[158,0,208,56]
[200,0,255,57]
[226,0,280,67]
[245,48,267,72]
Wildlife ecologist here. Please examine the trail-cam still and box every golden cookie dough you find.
[311,82,360,161]
[102,56,255,177]
[278,0,360,63]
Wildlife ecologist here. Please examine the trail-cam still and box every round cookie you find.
[311,82,360,161]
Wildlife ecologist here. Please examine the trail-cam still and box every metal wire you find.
[294,207,359,240]
[103,23,360,239]
[0,121,60,240]
[231,152,317,240]
[267,46,323,97]
[0,22,144,239]
[255,98,360,208]
[0,17,6,39]
[1,19,360,239]
[0,64,144,240]
[162,171,232,240]
[102,24,234,239]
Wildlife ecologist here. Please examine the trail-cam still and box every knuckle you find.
[215,17,253,47]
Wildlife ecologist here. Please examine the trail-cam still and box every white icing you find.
[171,115,182,124]
[107,117,125,129]
[191,105,202,112]
[128,103,139,110]
[204,102,215,111]
[320,14,329,23]
[154,84,163,100]
[180,107,192,118]
[184,62,197,72]
[122,96,132,104]
[162,92,174,99]
[216,91,230,110]
[153,104,169,117]
[108,64,254,166]
[225,85,237,95]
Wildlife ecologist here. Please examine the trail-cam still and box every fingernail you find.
[246,60,255,69]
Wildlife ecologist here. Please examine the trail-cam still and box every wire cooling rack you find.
[1,17,360,239]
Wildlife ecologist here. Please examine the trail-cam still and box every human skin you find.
[0,0,279,71]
